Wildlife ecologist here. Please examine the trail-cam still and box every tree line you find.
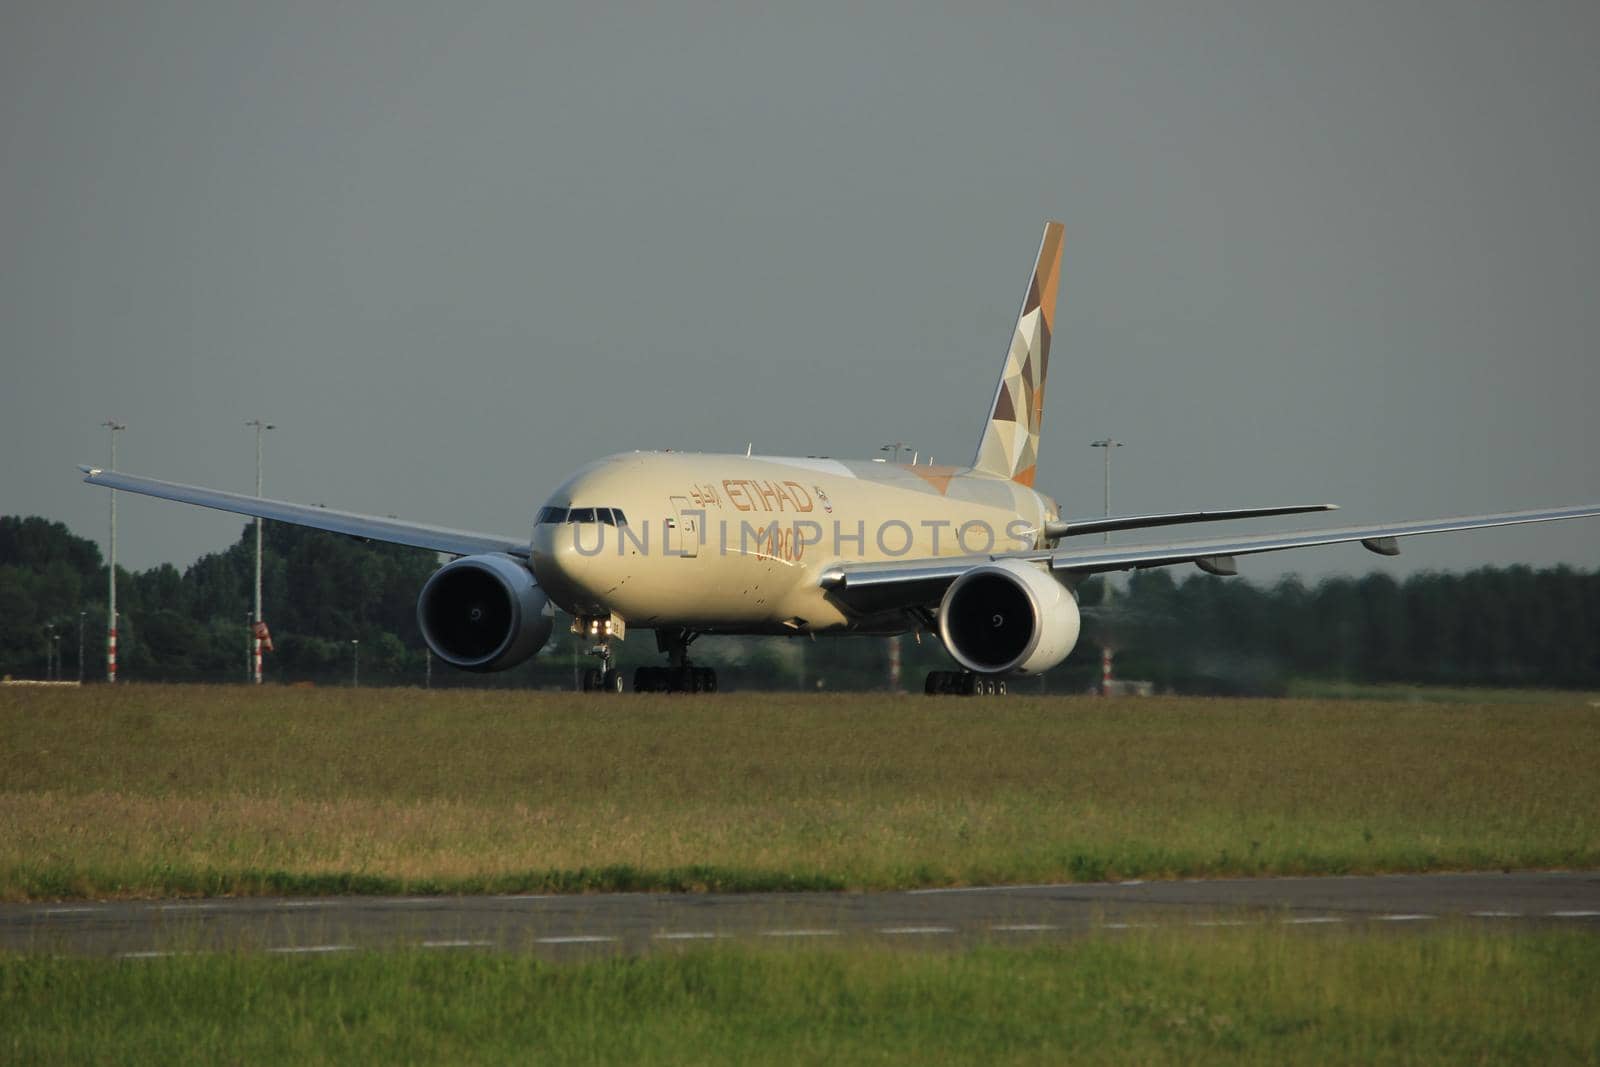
[1,514,1595,692]
[1086,566,1600,694]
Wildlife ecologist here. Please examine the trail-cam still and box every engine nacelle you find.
[937,558,1080,675]
[417,553,554,672]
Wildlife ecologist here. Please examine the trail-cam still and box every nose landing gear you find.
[575,614,625,694]
[924,670,1008,697]
[580,644,624,693]
[581,664,624,692]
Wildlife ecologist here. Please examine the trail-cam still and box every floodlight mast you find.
[246,420,275,684]
[879,442,917,690]
[1090,437,1123,695]
[102,421,125,683]
[1090,438,1122,546]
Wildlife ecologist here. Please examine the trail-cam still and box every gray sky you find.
[4,2,1596,580]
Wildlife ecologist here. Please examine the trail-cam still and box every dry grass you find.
[3,685,1597,898]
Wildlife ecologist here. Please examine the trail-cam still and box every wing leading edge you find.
[1045,503,1337,540]
[821,503,1600,614]
[79,467,529,559]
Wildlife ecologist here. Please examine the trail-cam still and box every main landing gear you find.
[924,670,1008,697]
[635,628,719,694]
[634,664,717,693]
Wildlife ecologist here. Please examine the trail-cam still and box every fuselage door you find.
[669,496,700,558]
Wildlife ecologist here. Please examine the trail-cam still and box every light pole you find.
[1090,438,1123,695]
[246,419,275,685]
[102,420,125,683]
[1089,438,1122,546]
[45,624,56,681]
[878,442,917,688]
[351,639,360,687]
[878,440,917,690]
[77,612,85,684]
[878,441,912,463]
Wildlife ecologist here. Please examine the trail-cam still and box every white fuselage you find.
[529,451,1059,634]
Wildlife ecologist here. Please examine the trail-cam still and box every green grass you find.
[4,929,1598,1065]
[1285,679,1600,704]
[3,685,1599,899]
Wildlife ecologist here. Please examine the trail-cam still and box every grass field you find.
[5,928,1597,1064]
[3,685,1598,899]
[1284,679,1600,704]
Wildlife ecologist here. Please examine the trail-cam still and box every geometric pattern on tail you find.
[972,220,1064,488]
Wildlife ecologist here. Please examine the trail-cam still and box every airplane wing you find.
[1045,503,1336,540]
[80,466,529,559]
[821,503,1600,614]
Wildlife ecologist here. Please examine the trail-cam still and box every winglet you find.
[972,221,1064,486]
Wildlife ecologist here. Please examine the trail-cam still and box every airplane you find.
[81,220,1600,695]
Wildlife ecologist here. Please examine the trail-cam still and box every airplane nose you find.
[530,523,606,609]
[532,524,578,577]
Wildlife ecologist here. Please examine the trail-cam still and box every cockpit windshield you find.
[538,506,629,525]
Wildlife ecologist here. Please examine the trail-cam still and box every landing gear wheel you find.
[647,629,718,693]
[581,668,600,692]
[924,671,1008,696]
[602,669,623,693]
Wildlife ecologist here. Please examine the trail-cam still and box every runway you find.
[5,871,1597,959]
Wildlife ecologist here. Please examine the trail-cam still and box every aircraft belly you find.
[597,548,815,628]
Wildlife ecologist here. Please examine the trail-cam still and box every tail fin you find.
[972,220,1064,487]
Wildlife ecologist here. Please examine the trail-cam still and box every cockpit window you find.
[557,506,628,524]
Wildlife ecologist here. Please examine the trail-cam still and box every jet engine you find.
[937,559,1080,675]
[417,553,554,672]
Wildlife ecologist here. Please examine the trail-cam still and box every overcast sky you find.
[3,2,1596,581]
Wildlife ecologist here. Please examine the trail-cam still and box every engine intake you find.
[417,553,553,672]
[937,559,1080,675]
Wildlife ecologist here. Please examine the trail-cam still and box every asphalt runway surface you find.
[5,872,1597,959]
